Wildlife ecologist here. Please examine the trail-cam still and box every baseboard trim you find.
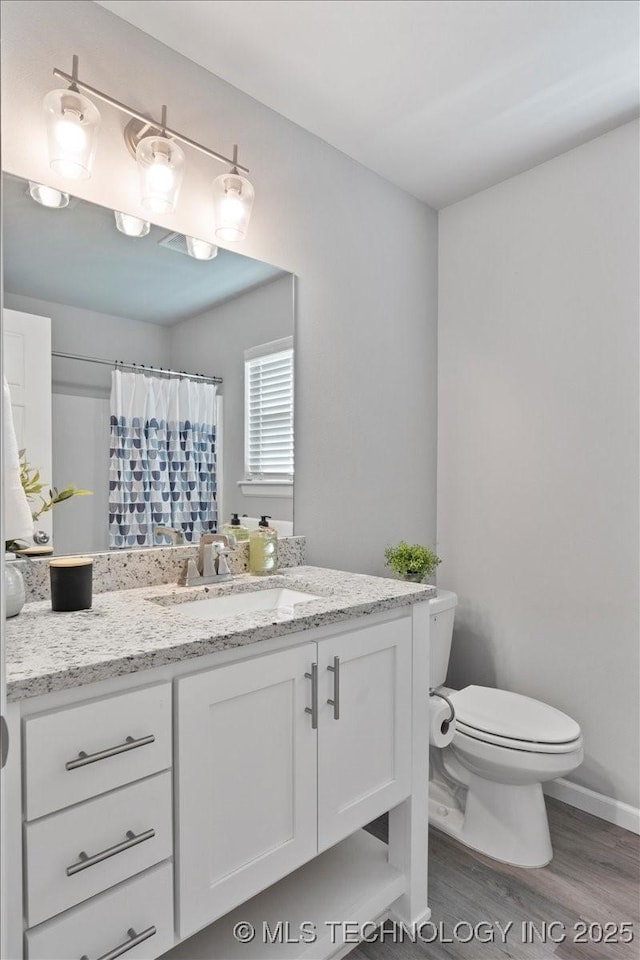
[544,778,640,834]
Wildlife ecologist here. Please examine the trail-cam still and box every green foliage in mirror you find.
[5,450,92,552]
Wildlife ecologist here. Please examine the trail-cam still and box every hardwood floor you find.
[354,799,639,960]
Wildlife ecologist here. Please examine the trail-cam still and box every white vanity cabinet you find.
[6,601,430,960]
[23,682,172,820]
[317,618,412,850]
[25,862,175,960]
[175,643,319,937]
[19,683,174,960]
[175,618,414,942]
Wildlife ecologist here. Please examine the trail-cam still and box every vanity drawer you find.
[24,682,172,820]
[25,771,172,927]
[25,860,174,960]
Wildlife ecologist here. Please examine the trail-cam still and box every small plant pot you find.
[403,571,425,583]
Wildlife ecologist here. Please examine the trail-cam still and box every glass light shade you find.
[28,181,70,208]
[186,236,218,260]
[136,136,185,214]
[212,171,255,242]
[114,211,151,238]
[43,89,100,180]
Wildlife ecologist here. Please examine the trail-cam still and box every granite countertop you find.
[5,566,435,701]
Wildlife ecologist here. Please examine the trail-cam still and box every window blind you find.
[245,342,294,479]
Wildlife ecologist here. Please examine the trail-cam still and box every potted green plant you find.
[384,541,441,583]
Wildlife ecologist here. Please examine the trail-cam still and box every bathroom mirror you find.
[2,172,295,556]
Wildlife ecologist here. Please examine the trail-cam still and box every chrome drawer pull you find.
[304,662,318,729]
[327,656,340,719]
[80,925,156,960]
[66,828,156,876]
[66,734,155,771]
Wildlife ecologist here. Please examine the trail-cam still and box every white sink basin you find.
[175,588,322,621]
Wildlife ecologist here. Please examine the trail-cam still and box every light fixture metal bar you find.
[52,65,250,173]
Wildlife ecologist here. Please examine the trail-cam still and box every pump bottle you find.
[222,513,250,542]
[249,516,278,575]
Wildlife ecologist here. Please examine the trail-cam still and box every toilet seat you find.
[451,685,582,754]
[455,724,583,754]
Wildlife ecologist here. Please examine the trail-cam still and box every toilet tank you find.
[429,589,458,688]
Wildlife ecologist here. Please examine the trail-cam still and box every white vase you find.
[4,554,26,618]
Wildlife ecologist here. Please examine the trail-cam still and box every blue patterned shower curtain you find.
[109,370,218,548]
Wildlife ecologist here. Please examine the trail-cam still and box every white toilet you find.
[428,589,583,868]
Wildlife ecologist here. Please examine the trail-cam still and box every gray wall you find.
[51,393,110,555]
[438,121,640,808]
[1,0,438,576]
[171,276,294,525]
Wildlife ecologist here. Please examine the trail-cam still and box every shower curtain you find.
[109,370,218,548]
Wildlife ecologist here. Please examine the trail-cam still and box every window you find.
[244,337,294,481]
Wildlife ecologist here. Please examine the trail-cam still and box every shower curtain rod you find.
[52,351,223,385]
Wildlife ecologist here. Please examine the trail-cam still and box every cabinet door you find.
[318,618,412,851]
[176,644,318,938]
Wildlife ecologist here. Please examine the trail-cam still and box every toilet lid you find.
[452,685,581,745]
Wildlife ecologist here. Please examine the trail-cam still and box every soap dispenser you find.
[249,516,278,576]
[222,513,250,542]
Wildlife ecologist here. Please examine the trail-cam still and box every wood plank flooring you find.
[354,799,639,960]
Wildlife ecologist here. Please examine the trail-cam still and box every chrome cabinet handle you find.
[80,925,156,960]
[327,656,340,719]
[66,734,155,771]
[304,662,318,729]
[66,828,155,876]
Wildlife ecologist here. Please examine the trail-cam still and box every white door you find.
[317,618,413,851]
[3,308,53,544]
[175,644,318,939]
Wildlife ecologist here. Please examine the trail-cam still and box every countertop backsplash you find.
[16,537,306,603]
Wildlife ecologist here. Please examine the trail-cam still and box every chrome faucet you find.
[178,533,236,587]
[155,526,185,546]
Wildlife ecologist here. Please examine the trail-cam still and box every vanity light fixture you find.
[114,211,151,238]
[186,236,218,260]
[46,57,255,238]
[212,146,255,242]
[28,181,70,208]
[43,59,100,180]
[136,111,185,215]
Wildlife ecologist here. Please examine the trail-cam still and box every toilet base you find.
[429,774,553,868]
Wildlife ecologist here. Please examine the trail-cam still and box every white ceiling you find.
[96,0,639,209]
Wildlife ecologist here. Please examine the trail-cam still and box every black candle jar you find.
[49,557,93,612]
